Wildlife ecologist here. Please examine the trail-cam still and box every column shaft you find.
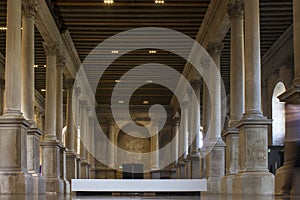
[293,0,300,79]
[108,120,115,168]
[244,0,261,115]
[4,0,22,116]
[43,43,59,140]
[151,122,159,170]
[21,2,36,121]
[56,56,64,143]
[172,117,179,165]
[66,80,75,151]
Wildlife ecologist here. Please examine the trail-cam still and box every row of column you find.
[0,0,97,194]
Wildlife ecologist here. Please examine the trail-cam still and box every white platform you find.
[71,179,207,192]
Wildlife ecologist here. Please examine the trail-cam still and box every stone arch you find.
[272,82,286,145]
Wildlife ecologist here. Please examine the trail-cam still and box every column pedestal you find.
[190,153,200,179]
[233,118,274,195]
[0,118,33,194]
[40,140,64,193]
[206,139,225,194]
[80,159,89,179]
[221,127,239,194]
[76,155,81,179]
[178,161,186,179]
[151,170,161,179]
[66,151,77,182]
[27,127,45,194]
[59,145,70,193]
[184,159,191,179]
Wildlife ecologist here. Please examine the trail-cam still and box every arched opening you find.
[272,82,286,145]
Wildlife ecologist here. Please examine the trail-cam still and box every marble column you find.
[107,118,116,178]
[74,85,81,179]
[190,78,202,179]
[56,56,70,193]
[221,0,244,194]
[206,42,225,194]
[65,79,77,182]
[151,117,160,179]
[40,42,64,193]
[275,0,300,196]
[0,0,33,194]
[178,94,189,179]
[88,113,96,179]
[79,99,89,178]
[232,0,274,195]
[21,0,45,194]
[172,116,179,170]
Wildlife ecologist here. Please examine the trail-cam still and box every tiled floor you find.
[0,194,299,200]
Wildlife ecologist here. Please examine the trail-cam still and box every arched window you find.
[272,82,286,146]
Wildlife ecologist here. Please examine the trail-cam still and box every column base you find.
[178,161,186,179]
[59,145,70,194]
[151,170,161,179]
[221,174,235,194]
[89,165,96,179]
[0,118,33,194]
[66,151,77,182]
[184,159,191,179]
[76,155,81,179]
[190,153,200,179]
[233,171,274,195]
[0,172,34,194]
[205,139,225,194]
[27,127,45,194]
[80,160,89,179]
[40,140,64,194]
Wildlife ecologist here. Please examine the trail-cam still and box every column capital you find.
[227,0,244,17]
[79,99,87,107]
[107,117,115,125]
[190,78,202,89]
[57,55,66,70]
[43,42,60,56]
[21,0,37,19]
[206,42,224,56]
[172,117,179,126]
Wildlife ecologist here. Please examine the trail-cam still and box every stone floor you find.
[0,194,299,200]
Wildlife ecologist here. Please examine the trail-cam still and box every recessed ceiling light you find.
[34,65,38,68]
[143,100,149,104]
[149,50,157,54]
[155,0,164,4]
[0,27,7,31]
[115,80,121,83]
[41,89,46,92]
[146,80,153,83]
[111,50,118,54]
[104,0,113,4]
[118,100,124,104]
[43,65,46,67]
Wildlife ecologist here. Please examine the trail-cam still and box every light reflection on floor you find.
[0,194,299,200]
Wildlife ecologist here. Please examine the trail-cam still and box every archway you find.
[272,82,286,145]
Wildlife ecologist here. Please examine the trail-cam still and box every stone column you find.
[107,118,116,178]
[275,0,300,196]
[172,116,179,167]
[151,117,160,179]
[79,99,89,178]
[88,113,96,179]
[74,85,81,179]
[65,79,77,182]
[232,0,274,195]
[0,0,34,194]
[178,94,189,179]
[21,0,46,194]
[40,42,64,193]
[206,42,225,194]
[190,78,202,179]
[221,0,244,194]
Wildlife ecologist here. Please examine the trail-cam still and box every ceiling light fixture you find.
[115,80,121,83]
[146,80,153,83]
[41,89,46,92]
[143,100,149,104]
[111,50,119,54]
[34,65,38,68]
[149,50,157,54]
[104,0,113,4]
[118,100,124,104]
[155,0,164,4]
[0,27,7,31]
[43,65,46,67]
